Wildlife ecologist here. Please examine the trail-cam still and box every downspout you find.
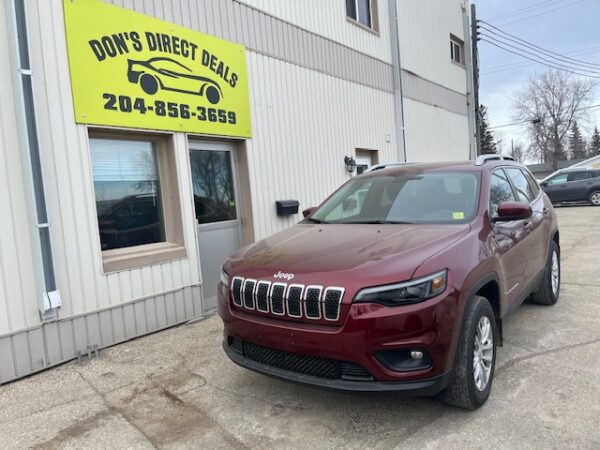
[388,0,407,162]
[462,1,477,159]
[9,0,61,320]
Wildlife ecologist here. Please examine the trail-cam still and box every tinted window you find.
[490,170,516,219]
[190,150,237,224]
[546,173,568,185]
[311,171,479,224]
[505,168,535,203]
[521,169,540,197]
[567,171,591,182]
[91,138,165,251]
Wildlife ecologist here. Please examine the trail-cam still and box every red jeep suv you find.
[218,155,560,409]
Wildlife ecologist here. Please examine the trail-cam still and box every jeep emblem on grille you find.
[273,271,295,281]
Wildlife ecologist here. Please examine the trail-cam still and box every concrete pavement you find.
[1,206,599,449]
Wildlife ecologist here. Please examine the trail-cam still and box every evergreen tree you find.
[479,105,497,155]
[569,121,586,160]
[591,127,600,156]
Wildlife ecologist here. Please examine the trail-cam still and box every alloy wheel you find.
[591,192,600,206]
[551,250,560,295]
[473,316,493,391]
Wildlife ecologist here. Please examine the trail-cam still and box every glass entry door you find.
[189,141,241,312]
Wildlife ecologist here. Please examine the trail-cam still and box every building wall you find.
[236,0,393,63]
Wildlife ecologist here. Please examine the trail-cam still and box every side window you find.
[450,35,465,66]
[505,168,535,203]
[567,171,591,182]
[546,173,568,185]
[521,169,540,197]
[346,0,379,31]
[490,170,516,219]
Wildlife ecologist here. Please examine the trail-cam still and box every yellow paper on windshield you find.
[452,212,465,220]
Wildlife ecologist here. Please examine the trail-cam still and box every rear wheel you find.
[443,296,497,410]
[205,85,220,104]
[589,191,600,206]
[530,241,560,305]
[140,73,159,95]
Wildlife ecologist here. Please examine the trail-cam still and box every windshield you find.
[310,171,480,224]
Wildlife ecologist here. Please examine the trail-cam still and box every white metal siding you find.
[398,0,467,95]
[237,0,392,63]
[19,0,201,324]
[0,1,40,335]
[403,99,469,162]
[245,52,397,240]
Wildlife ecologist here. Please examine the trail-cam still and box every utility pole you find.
[471,4,481,156]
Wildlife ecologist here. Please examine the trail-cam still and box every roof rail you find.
[364,162,419,173]
[474,154,515,166]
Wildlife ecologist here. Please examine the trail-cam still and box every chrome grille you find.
[323,288,344,321]
[256,281,271,312]
[231,277,244,307]
[243,279,256,310]
[287,285,303,317]
[230,277,344,322]
[304,286,322,319]
[271,283,286,315]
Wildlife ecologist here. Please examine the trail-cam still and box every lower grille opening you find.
[236,340,374,381]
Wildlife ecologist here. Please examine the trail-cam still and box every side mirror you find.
[302,207,317,218]
[495,202,532,222]
[540,181,548,187]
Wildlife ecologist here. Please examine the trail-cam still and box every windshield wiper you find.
[340,220,415,224]
[304,217,329,224]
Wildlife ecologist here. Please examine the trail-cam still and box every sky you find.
[476,0,600,161]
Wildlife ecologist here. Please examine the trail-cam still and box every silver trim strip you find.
[286,284,305,318]
[303,285,323,320]
[242,279,257,311]
[231,276,244,307]
[270,282,287,316]
[255,281,272,313]
[322,287,345,322]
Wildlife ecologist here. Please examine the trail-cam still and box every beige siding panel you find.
[401,70,468,117]
[19,1,202,326]
[238,0,392,63]
[0,1,41,335]
[245,52,397,240]
[398,0,467,95]
[403,99,470,162]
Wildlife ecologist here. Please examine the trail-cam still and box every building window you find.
[346,0,378,32]
[450,35,465,66]
[89,131,186,272]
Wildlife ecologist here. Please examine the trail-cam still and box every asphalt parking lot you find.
[1,206,599,449]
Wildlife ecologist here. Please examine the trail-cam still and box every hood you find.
[226,223,470,288]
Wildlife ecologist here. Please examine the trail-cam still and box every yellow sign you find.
[63,0,251,137]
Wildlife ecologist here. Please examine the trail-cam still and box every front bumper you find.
[223,340,454,395]
[218,281,462,394]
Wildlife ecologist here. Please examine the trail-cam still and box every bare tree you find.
[511,140,525,162]
[513,70,596,170]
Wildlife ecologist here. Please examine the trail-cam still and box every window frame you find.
[346,0,379,34]
[504,167,536,204]
[88,129,186,273]
[450,34,465,67]
[489,168,518,221]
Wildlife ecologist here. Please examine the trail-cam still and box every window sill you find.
[451,60,466,70]
[102,242,187,273]
[346,16,380,36]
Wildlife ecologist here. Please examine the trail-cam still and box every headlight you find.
[220,268,230,287]
[354,270,447,306]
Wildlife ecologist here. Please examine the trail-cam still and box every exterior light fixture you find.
[344,156,356,173]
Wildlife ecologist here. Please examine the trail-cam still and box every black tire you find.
[589,191,600,206]
[443,296,497,410]
[530,241,560,305]
[140,73,159,95]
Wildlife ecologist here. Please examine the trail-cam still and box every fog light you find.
[410,350,424,360]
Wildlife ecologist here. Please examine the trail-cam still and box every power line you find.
[486,0,569,22]
[489,104,600,130]
[480,37,600,78]
[479,21,600,69]
[482,46,600,75]
[496,0,586,26]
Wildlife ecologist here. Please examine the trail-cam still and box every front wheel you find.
[530,241,560,305]
[443,296,497,410]
[589,191,600,206]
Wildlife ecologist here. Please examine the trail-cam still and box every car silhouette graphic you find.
[127,57,223,104]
